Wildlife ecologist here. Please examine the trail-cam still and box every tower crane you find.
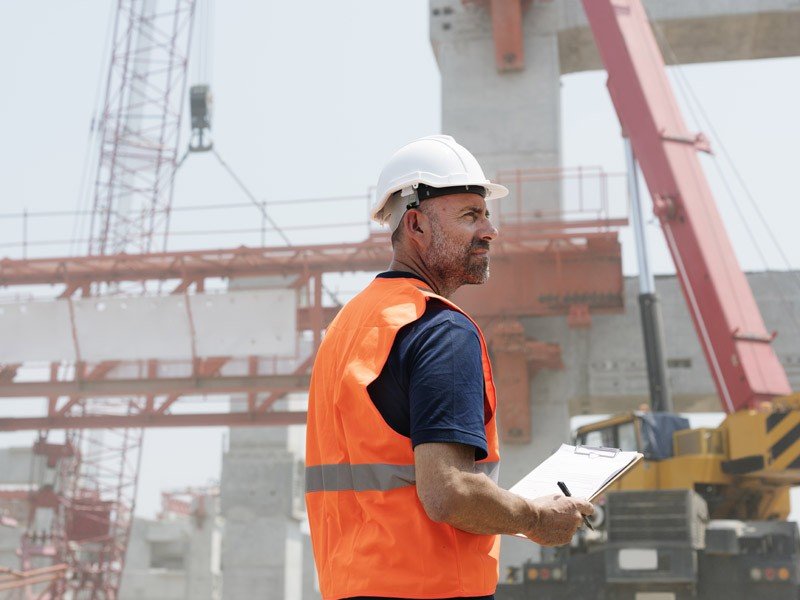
[19,1,198,597]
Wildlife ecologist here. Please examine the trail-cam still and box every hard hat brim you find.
[371,181,509,223]
[484,182,509,201]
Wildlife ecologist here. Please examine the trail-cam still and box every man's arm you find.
[415,442,593,547]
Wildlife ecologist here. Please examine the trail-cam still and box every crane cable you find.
[192,0,213,85]
[648,16,800,338]
[209,148,342,306]
[185,0,292,246]
[210,148,292,247]
[186,0,340,306]
[70,3,118,256]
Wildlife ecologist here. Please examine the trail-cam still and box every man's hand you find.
[521,494,594,546]
[414,443,594,543]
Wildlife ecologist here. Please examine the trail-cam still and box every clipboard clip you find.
[574,445,620,458]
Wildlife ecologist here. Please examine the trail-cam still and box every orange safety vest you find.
[305,276,501,599]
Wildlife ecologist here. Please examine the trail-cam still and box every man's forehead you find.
[434,193,488,211]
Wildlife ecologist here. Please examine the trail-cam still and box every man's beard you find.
[427,221,491,289]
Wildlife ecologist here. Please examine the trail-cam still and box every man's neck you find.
[388,258,456,298]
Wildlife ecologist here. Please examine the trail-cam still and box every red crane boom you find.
[581,0,791,413]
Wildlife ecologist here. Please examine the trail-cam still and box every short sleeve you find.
[406,309,488,460]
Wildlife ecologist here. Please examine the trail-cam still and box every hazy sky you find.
[1,1,799,518]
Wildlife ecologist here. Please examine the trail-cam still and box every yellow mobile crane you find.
[576,394,800,523]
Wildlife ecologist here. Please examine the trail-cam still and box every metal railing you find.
[494,165,627,226]
[1,166,627,260]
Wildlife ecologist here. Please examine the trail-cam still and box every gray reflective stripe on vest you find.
[305,461,499,493]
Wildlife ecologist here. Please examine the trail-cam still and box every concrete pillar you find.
[220,426,294,600]
[120,512,220,600]
[286,395,322,599]
[431,0,563,217]
[301,527,319,599]
[221,276,296,600]
[186,501,220,600]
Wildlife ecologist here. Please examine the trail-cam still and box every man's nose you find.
[480,219,498,242]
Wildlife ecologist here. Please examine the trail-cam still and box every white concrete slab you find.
[1,289,296,363]
[190,290,296,358]
[0,300,75,362]
[73,295,192,361]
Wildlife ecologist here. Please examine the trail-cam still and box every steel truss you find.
[1,218,624,434]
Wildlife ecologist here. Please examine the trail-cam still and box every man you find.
[305,135,593,600]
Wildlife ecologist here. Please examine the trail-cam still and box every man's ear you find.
[400,209,429,253]
[405,209,426,235]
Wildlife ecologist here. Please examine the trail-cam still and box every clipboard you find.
[583,449,643,501]
[574,444,619,458]
[508,443,644,503]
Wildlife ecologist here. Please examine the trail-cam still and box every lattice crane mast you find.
[20,2,198,598]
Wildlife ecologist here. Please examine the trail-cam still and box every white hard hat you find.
[372,135,508,232]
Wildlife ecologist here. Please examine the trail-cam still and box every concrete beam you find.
[568,393,722,416]
[558,0,800,74]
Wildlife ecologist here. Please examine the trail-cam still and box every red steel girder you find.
[0,222,625,288]
[490,0,526,71]
[0,412,307,432]
[0,236,391,287]
[463,0,532,71]
[0,364,20,382]
[0,373,310,399]
[153,356,231,416]
[488,319,563,443]
[454,235,624,318]
[582,0,791,411]
[0,564,68,593]
[54,361,120,417]
[255,353,316,413]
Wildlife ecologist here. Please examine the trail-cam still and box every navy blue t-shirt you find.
[367,271,488,461]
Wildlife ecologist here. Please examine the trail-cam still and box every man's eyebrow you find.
[461,206,490,216]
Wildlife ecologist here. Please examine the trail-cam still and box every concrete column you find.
[220,426,294,600]
[186,501,220,600]
[221,276,298,600]
[431,0,562,217]
[301,527,319,599]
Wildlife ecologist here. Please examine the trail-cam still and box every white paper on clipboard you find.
[508,443,643,502]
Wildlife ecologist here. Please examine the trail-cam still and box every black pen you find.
[557,481,594,531]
